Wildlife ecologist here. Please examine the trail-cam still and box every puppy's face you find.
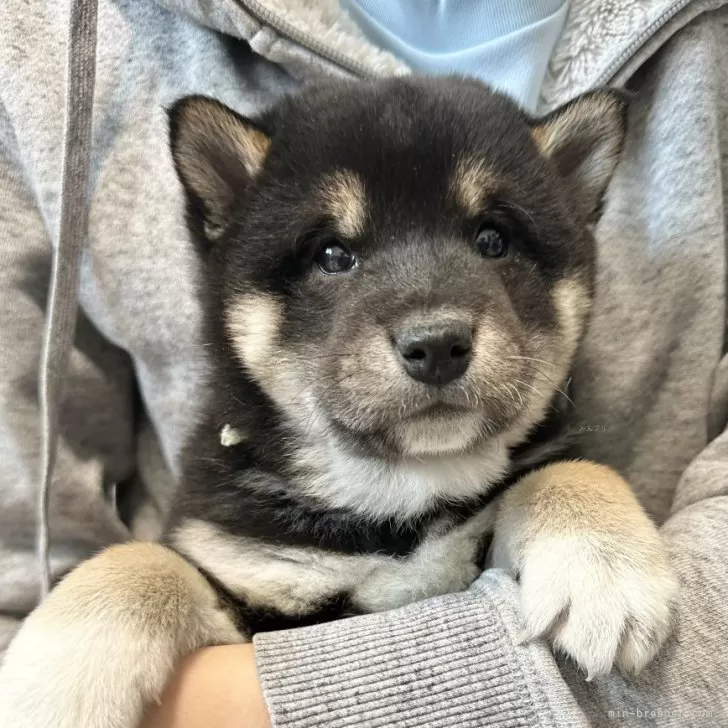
[171,79,625,458]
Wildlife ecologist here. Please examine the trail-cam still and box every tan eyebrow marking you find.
[320,170,368,237]
[451,157,497,216]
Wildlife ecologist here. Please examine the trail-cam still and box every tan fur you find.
[531,94,622,158]
[492,461,680,679]
[498,461,649,534]
[178,100,270,177]
[320,170,368,237]
[530,120,557,157]
[531,93,625,219]
[226,292,284,385]
[552,278,590,353]
[173,100,270,237]
[225,293,319,435]
[0,543,243,728]
[451,156,496,216]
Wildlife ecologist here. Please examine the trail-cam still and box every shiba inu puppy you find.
[0,77,679,728]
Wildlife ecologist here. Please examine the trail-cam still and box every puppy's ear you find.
[532,90,628,223]
[169,96,271,245]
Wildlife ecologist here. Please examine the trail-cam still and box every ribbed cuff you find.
[254,569,588,728]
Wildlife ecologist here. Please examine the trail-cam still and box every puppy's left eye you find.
[314,239,358,274]
[475,224,509,258]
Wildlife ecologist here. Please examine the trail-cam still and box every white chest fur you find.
[173,507,497,616]
[294,436,510,522]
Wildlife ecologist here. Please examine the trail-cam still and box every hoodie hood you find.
[154,0,725,110]
[540,0,727,110]
[152,0,408,80]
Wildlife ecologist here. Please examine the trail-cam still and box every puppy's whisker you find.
[514,378,559,414]
[506,355,557,369]
[507,383,524,408]
[529,369,575,407]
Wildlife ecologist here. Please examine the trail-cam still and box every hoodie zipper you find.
[236,0,381,79]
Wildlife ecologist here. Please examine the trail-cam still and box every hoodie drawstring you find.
[37,0,98,597]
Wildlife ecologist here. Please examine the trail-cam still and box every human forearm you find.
[140,644,270,728]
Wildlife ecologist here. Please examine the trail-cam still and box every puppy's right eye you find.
[475,223,510,259]
[314,239,358,275]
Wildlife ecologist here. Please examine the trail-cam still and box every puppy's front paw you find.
[493,462,679,680]
[0,543,243,728]
[516,531,679,679]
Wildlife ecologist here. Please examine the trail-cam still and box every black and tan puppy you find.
[0,78,678,728]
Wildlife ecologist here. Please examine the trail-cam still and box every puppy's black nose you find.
[395,321,472,386]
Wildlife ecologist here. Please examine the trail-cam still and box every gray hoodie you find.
[1,1,728,726]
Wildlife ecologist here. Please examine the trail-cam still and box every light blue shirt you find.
[340,0,570,112]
